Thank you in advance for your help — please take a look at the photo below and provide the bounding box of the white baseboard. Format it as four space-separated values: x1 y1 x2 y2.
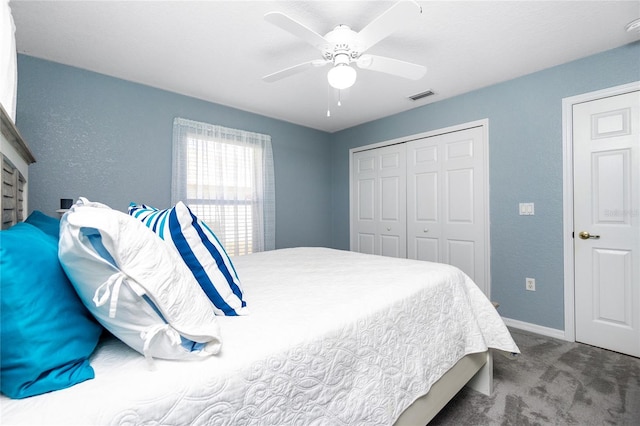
501 317 571 342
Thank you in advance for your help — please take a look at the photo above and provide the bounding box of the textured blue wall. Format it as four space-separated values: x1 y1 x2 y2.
16 55 332 249
330 42 640 330
16 43 640 331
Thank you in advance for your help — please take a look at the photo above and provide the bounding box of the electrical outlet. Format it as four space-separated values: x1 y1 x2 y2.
526 278 536 291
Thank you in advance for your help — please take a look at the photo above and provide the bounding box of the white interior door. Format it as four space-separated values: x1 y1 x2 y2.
573 90 640 357
407 126 488 295
351 144 406 258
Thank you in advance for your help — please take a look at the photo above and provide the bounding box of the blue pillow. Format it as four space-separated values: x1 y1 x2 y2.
129 202 248 316
25 210 60 240
0 222 102 399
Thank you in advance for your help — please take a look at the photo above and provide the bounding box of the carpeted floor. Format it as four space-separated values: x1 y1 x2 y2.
429 328 640 425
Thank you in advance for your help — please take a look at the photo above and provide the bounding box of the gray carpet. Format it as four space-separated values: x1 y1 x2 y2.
429 328 640 425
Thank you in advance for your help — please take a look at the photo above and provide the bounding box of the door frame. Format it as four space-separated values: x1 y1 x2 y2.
349 118 490 296
561 81 640 342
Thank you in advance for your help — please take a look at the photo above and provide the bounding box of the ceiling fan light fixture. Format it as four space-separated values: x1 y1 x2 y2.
328 64 357 90
263 2 424 95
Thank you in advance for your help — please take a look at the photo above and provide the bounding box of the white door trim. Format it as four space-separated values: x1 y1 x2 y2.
562 81 640 342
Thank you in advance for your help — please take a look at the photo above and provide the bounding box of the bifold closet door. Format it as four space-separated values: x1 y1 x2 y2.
351 144 406 258
406 126 487 294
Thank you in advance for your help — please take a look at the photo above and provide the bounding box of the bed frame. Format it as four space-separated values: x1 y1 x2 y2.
395 350 492 425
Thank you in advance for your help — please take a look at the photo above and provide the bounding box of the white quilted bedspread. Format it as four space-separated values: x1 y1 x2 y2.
1 247 519 425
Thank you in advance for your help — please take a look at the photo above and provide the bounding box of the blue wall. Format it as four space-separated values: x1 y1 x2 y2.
16 55 332 249
16 42 640 331
330 42 640 330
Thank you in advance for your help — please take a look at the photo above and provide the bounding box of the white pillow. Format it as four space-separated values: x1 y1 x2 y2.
58 197 222 361
128 201 248 316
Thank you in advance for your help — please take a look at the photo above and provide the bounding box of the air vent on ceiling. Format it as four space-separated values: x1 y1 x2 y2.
408 90 435 101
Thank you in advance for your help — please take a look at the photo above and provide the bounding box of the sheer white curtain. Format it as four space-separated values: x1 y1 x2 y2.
1 0 18 120
172 118 275 255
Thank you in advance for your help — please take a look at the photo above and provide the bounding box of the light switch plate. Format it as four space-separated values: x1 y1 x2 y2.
519 202 535 215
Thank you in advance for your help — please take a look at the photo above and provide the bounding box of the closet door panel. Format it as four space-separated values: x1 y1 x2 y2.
447 239 476 282
445 137 474 160
445 168 474 223
381 234 402 257
407 139 442 260
358 233 375 255
352 151 378 254
415 172 438 222
411 170 439 262
414 237 439 262
357 179 375 219
351 145 406 258
355 176 375 255
377 145 406 258
441 127 486 292
380 176 401 221
407 126 488 295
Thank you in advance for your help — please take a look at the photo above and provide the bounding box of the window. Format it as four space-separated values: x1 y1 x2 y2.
172 118 275 256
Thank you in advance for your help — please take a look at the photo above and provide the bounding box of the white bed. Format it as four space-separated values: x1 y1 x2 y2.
0 247 518 425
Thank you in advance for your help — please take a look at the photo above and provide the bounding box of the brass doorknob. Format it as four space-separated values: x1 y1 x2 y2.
579 231 600 240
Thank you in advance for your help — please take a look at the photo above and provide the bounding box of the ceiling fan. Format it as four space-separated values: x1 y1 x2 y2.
262 0 427 90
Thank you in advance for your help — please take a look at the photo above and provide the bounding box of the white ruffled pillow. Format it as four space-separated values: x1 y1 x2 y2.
58 197 222 361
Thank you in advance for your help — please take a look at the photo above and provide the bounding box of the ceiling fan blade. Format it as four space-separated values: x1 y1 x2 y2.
356 54 426 80
265 11 329 50
263 60 329 83
356 1 422 52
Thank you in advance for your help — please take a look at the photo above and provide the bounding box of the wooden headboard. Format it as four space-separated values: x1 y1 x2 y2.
1 103 36 229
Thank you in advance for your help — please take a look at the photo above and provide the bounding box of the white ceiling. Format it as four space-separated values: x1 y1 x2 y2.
9 0 640 133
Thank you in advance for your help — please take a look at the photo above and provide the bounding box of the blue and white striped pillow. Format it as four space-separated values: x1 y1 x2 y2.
128 201 248 316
